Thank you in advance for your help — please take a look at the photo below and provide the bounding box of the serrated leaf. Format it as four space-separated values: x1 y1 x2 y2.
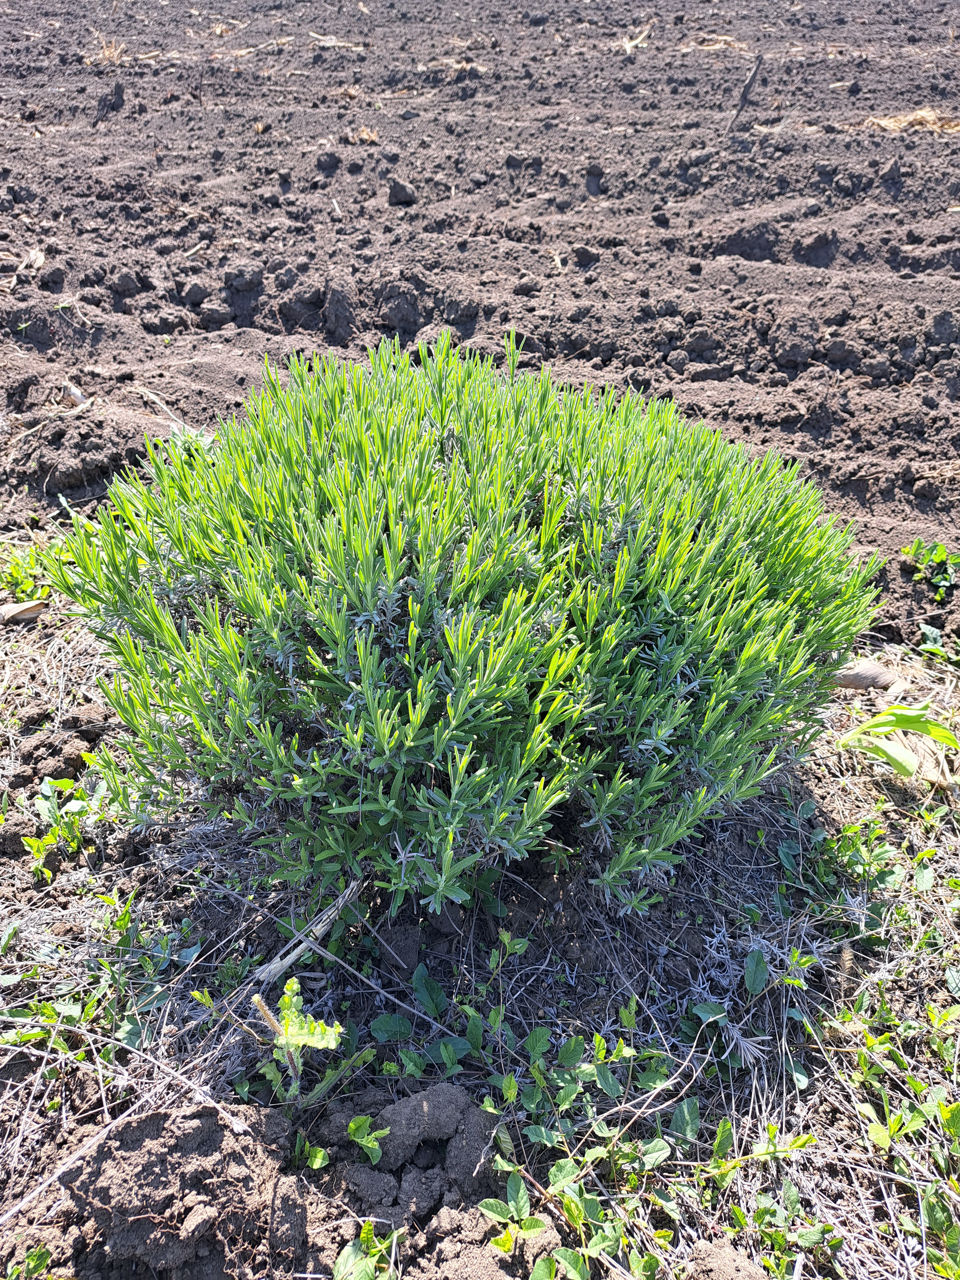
744 949 769 996
795 1224 826 1248
782 1178 800 1218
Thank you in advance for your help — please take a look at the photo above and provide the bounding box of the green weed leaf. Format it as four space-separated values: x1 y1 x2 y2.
669 1096 701 1143
370 1014 412 1043
554 1247 590 1280
744 949 769 996
478 1198 513 1224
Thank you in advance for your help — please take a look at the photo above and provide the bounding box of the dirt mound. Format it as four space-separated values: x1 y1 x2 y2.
325 1083 499 1227
2 1086 502 1279
52 1105 314 1279
686 1240 767 1280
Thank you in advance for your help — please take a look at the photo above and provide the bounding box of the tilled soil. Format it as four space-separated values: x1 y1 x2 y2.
1 0 959 636
2 2 960 1276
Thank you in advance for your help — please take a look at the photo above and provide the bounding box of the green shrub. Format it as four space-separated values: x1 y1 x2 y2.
50 333 876 911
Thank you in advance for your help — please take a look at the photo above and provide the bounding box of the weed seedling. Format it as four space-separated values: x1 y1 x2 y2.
251 977 343 1103
332 1219 404 1279
479 1170 547 1253
838 702 957 778
0 542 51 602
4 1245 53 1280
348 1114 390 1165
903 538 960 602
21 775 107 882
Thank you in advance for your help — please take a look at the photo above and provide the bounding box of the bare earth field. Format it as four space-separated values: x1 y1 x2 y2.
2 2 960 1279
1 0 959 635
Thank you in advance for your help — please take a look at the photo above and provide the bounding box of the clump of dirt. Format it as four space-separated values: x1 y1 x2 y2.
686 1240 767 1280
54 1105 313 1280
2 1087 504 1280
324 1083 499 1227
1 1104 319 1279
4 697 112 794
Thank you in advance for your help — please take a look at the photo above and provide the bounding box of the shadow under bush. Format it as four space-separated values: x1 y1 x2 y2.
50 331 877 912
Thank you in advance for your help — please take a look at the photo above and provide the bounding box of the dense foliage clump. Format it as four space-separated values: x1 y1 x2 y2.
52 334 876 911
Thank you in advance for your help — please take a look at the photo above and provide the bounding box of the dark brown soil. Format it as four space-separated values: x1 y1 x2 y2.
2 2 960 1276
3 1088 513 1279
1 0 959 638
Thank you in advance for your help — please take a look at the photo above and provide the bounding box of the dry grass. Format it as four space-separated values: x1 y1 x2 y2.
679 32 751 55
85 32 128 67
863 108 960 135
0 248 44 295
620 22 655 54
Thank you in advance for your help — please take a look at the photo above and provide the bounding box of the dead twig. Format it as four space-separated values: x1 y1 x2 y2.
726 52 763 134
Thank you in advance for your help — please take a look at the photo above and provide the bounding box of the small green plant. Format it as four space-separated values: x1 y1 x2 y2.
0 542 51 602
50 332 876 913
292 1130 330 1170
919 623 960 667
904 538 960 602
332 1220 404 1279
729 1185 842 1277
489 929 530 979
5 1245 52 1280
479 1170 547 1253
251 977 343 1103
22 775 107 882
348 1114 390 1165
838 702 958 778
